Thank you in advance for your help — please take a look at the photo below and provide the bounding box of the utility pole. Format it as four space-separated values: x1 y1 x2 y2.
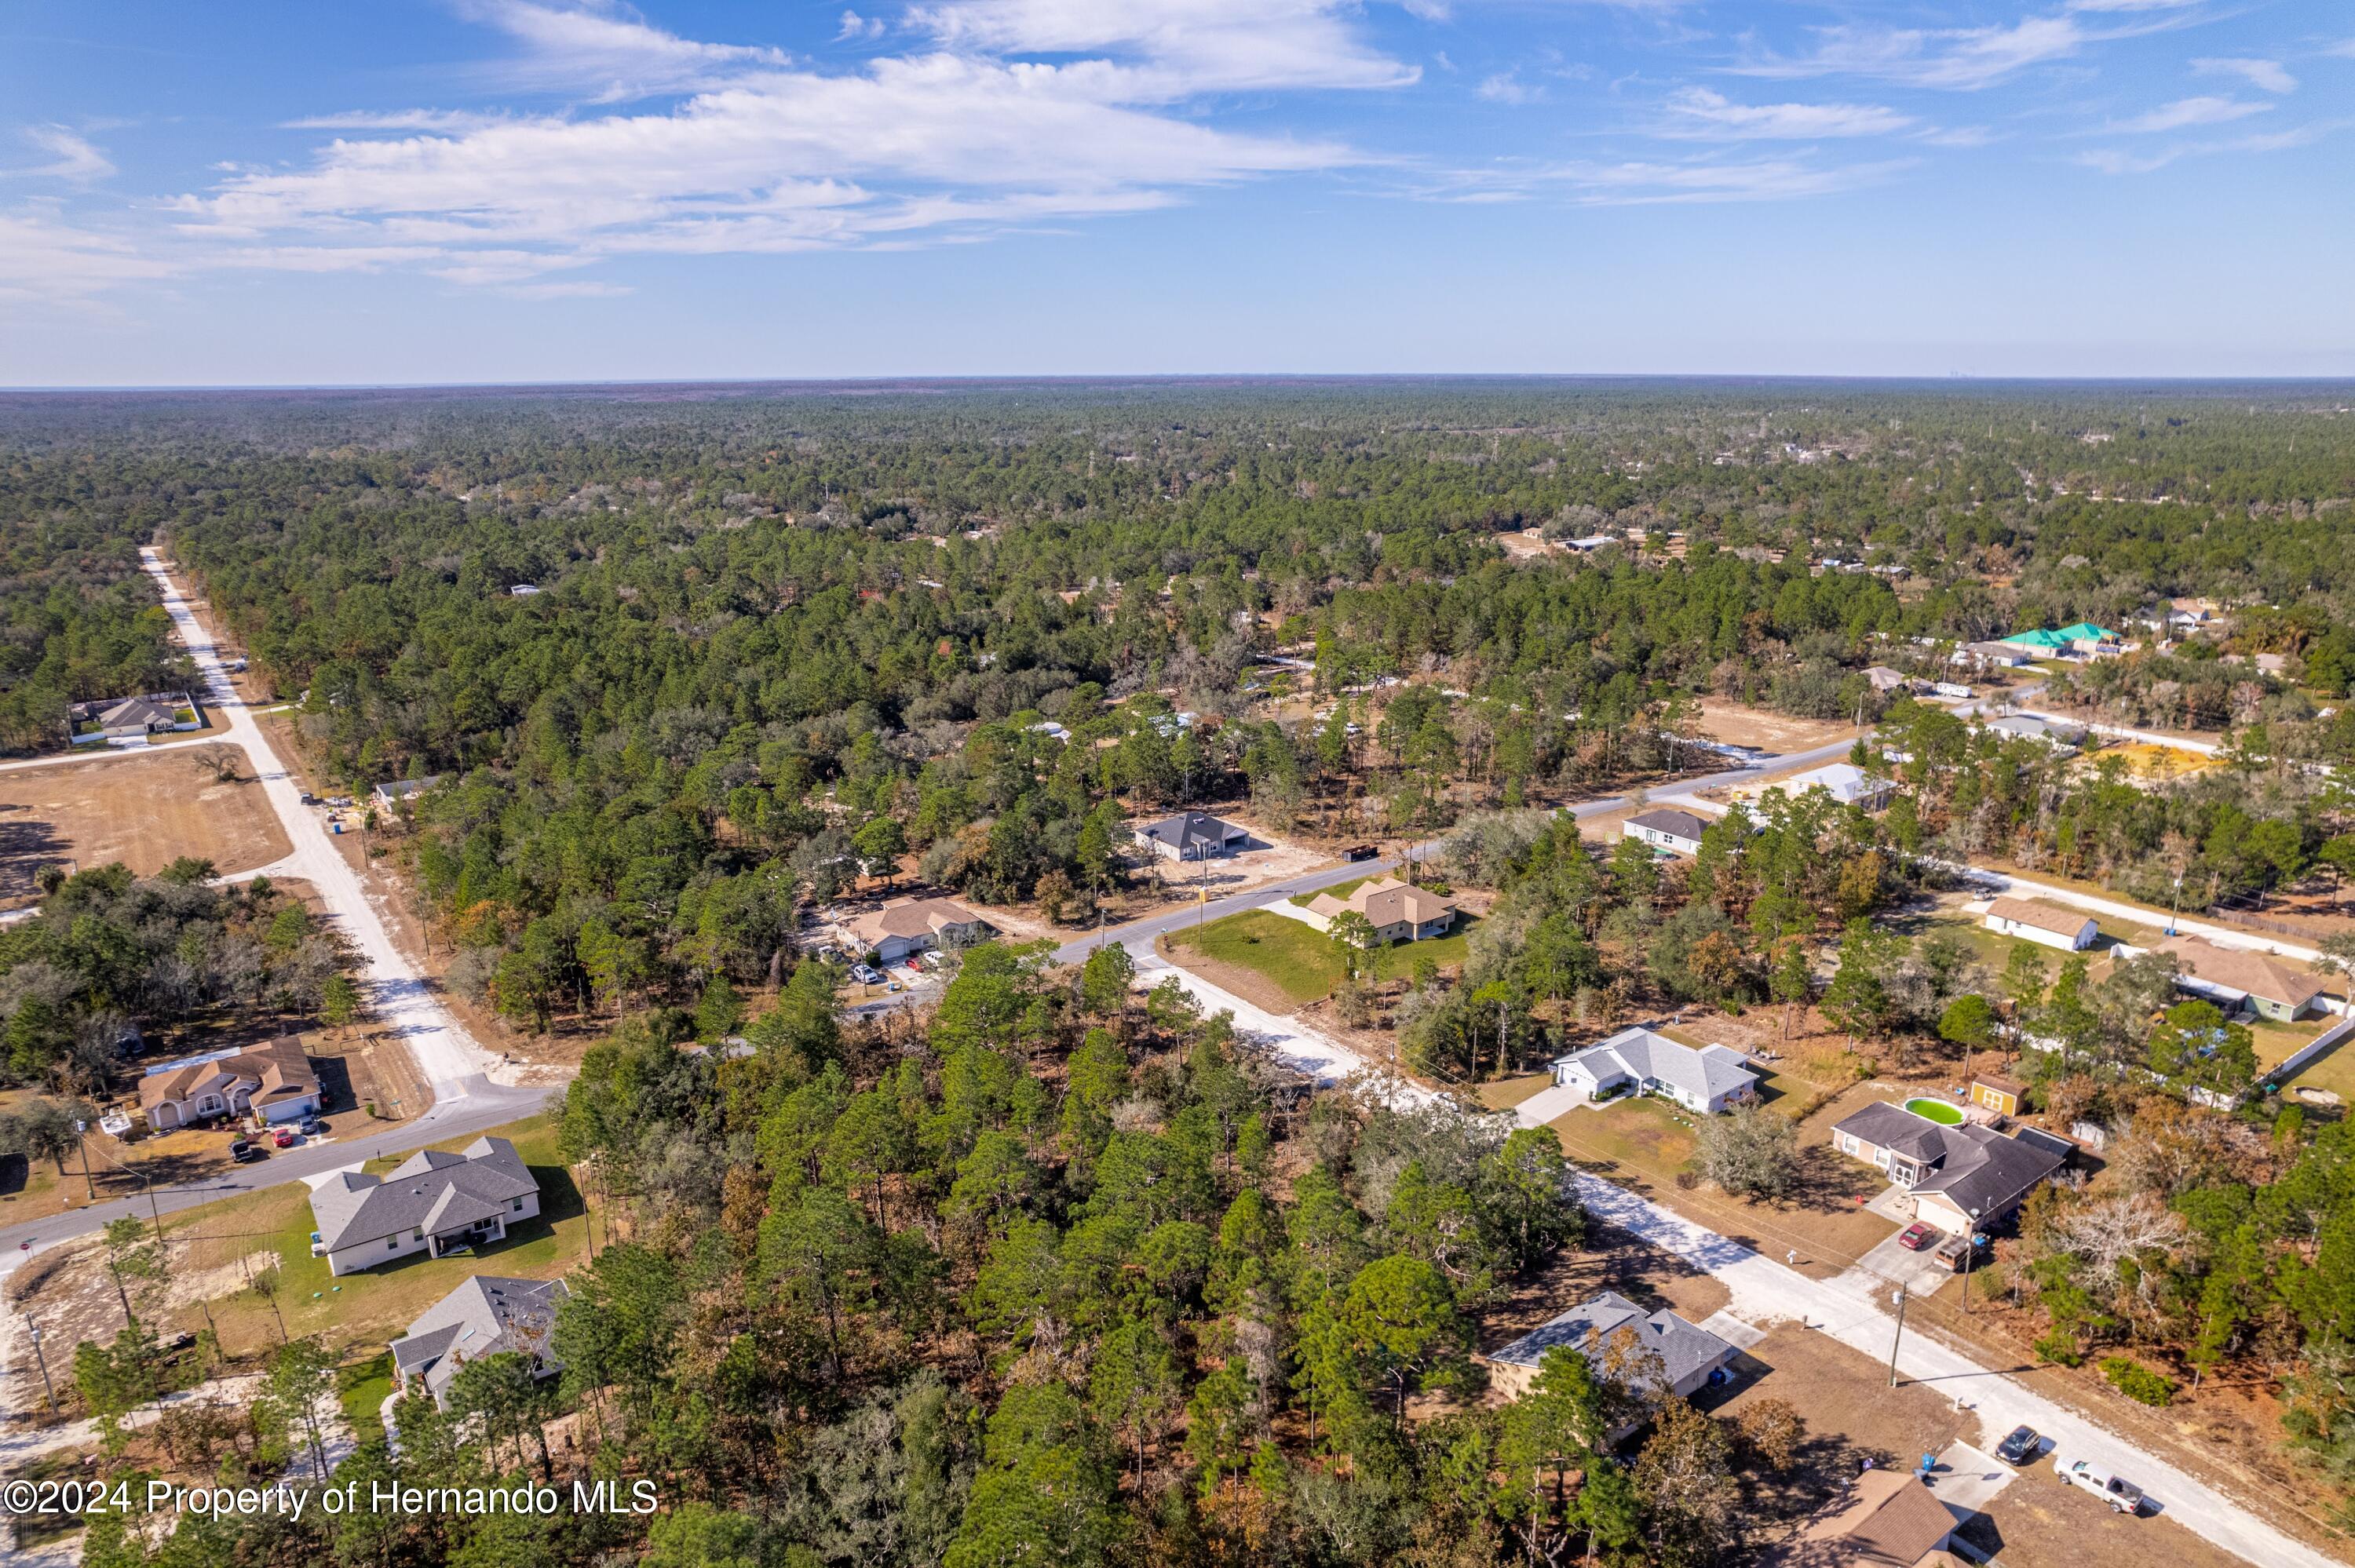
1887 1283 1910 1387
76 1118 97 1201
27 1319 55 1411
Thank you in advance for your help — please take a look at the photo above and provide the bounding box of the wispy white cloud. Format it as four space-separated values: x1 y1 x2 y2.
2191 57 2294 94
1731 16 2093 90
460 0 790 100
1915 124 1996 148
1660 87 1912 139
837 10 886 43
1476 71 1543 105
125 2 1407 298
907 0 1418 95
7 126 115 184
1433 153 1914 206
0 209 174 308
2076 116 2346 174
283 109 520 133
2102 95 2269 133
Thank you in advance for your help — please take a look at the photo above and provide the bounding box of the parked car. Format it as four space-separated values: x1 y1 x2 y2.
272 1127 298 1147
2054 1456 2142 1515
299 1116 328 1136
1340 843 1379 862
849 963 884 985
1995 1426 2043 1465
919 950 944 970
1934 1234 1989 1271
1897 1222 1940 1252
229 1142 267 1164
904 957 923 973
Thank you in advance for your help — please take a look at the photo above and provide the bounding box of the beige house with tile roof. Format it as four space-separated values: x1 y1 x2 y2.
139 1036 319 1130
1301 875 1457 944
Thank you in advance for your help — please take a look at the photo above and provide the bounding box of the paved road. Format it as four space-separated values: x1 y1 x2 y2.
1572 1174 2336 1568
0 1075 550 1256
137 549 498 1099
0 555 540 1264
1050 733 1864 968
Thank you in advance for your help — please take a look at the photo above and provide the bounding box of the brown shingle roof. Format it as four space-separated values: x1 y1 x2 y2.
138 1035 316 1114
1984 897 2092 939
1775 1469 1955 1567
2157 935 2324 1012
1308 875 1456 929
845 895 988 946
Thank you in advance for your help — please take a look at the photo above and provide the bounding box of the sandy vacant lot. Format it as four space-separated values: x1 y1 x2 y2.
1696 698 1858 753
0 750 289 905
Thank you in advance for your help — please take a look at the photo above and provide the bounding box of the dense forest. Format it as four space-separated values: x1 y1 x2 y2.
6 380 2350 1022
7 381 2355 1565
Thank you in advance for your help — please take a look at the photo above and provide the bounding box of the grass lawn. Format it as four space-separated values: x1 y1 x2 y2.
338 1349 395 1430
2285 1032 2355 1104
1477 1074 1556 1111
1545 1078 1908 1274
1169 908 1481 1006
169 1114 587 1359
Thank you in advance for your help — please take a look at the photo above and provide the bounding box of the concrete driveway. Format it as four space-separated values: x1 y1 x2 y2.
1852 1220 1954 1296
1927 1441 2021 1519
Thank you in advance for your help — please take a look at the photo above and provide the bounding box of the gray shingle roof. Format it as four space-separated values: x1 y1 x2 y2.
390 1274 570 1401
1627 808 1711 842
311 1136 537 1251
1831 1103 2068 1217
1488 1290 1735 1393
1135 811 1244 852
1554 1026 1759 1104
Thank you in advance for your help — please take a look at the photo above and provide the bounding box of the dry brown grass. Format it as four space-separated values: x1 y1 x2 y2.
0 751 290 905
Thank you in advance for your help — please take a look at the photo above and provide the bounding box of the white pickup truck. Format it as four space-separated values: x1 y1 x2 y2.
2054 1455 2144 1515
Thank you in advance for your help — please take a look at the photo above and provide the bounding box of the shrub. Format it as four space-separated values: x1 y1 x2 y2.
2100 1357 2176 1407
2033 1332 2084 1368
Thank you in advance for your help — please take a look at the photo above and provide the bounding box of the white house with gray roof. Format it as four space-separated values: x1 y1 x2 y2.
1482 1290 1739 1425
1550 1026 1761 1115
310 1136 540 1276
390 1274 570 1410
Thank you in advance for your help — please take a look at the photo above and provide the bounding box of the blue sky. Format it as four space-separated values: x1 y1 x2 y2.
3 1 2350 385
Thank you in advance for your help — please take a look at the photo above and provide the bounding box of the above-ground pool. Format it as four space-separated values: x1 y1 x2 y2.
1905 1097 1964 1125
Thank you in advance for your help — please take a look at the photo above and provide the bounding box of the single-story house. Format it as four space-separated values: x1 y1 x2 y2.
1968 1071 2026 1119
1864 665 1910 693
372 775 447 811
1133 811 1249 862
1984 713 2085 749
1999 627 2072 655
1482 1290 1739 1422
1302 875 1458 944
843 895 993 963
1623 808 1711 858
311 1136 541 1277
2054 621 2120 654
1982 896 2098 951
1829 1103 2069 1234
2156 935 2326 1023
1952 641 2029 670
1756 763 1896 813
139 1037 320 1130
390 1274 570 1410
1550 1026 1760 1115
69 692 203 745
1766 1468 1959 1568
